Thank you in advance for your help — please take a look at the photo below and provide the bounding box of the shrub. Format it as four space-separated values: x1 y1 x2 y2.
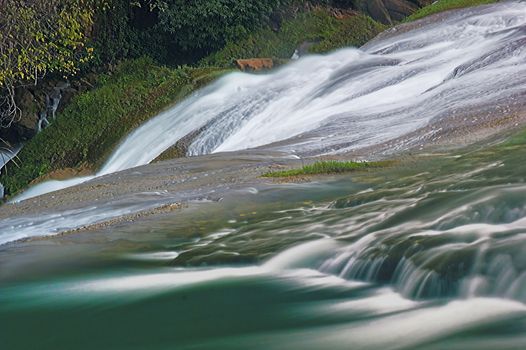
202 9 385 67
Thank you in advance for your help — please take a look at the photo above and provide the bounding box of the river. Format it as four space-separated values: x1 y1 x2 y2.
2 129 526 349
2 2 526 349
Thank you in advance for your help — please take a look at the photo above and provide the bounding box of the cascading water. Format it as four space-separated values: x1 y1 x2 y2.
3 5 526 348
3 111 526 349
12 1 526 202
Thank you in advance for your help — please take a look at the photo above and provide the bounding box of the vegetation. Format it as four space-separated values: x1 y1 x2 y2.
262 160 391 177
405 0 498 22
89 1 156 66
202 9 385 66
88 0 296 67
153 0 287 53
0 58 228 195
1 0 500 196
0 0 106 127
0 0 497 128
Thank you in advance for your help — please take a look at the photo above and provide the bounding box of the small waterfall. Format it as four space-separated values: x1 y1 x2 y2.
13 2 526 202
0 144 22 198
314 184 526 303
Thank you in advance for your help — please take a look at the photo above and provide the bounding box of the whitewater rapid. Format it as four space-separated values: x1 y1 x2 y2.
13 2 526 202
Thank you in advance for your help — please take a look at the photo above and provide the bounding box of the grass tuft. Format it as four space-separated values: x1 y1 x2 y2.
262 160 392 178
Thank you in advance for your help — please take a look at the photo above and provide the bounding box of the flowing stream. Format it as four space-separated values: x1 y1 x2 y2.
12 1 526 202
2 125 526 349
2 2 526 349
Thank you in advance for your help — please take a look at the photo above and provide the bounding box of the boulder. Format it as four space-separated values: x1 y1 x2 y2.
11 88 39 141
384 0 419 21
235 58 274 71
366 0 392 24
0 80 76 143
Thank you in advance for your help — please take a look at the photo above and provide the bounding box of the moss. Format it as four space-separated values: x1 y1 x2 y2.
0 58 228 196
262 160 393 178
203 0 498 68
310 14 386 53
405 0 499 22
201 9 385 67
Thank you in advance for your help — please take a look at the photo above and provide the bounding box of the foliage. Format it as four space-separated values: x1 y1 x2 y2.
152 0 288 54
262 160 391 177
89 0 170 67
89 0 142 66
0 58 228 196
202 9 385 67
405 0 498 22
0 0 106 127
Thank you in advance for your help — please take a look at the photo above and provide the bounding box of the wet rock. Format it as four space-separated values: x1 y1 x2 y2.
367 0 392 24
155 126 208 162
384 0 419 21
353 0 431 24
9 88 40 142
30 164 94 184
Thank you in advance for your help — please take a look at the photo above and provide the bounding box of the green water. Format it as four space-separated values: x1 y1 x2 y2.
2 131 526 349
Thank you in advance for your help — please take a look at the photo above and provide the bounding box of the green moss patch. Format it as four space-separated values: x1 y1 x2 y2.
201 9 386 67
262 160 392 178
405 0 499 22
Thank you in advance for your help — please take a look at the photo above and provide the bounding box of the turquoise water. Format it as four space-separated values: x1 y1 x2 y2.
2 131 526 349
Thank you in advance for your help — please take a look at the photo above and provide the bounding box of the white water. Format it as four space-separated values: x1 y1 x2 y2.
0 145 21 171
0 144 23 198
9 3 526 202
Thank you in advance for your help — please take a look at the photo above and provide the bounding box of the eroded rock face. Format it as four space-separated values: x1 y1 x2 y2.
235 58 274 71
384 0 420 21
0 81 76 143
355 0 431 24
12 88 39 141
154 126 208 162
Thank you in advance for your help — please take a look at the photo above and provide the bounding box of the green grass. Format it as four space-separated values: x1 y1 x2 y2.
201 9 386 67
405 0 499 22
262 160 391 178
0 58 228 196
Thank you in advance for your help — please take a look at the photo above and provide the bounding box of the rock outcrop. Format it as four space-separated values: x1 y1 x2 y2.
353 0 431 24
0 79 84 144
235 58 274 71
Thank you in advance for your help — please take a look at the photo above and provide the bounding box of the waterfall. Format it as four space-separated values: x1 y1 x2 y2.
12 1 526 202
